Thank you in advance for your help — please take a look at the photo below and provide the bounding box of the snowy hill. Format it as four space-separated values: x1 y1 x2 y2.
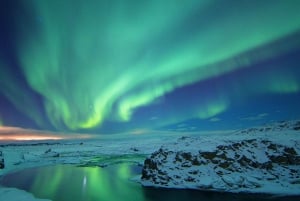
141 120 300 195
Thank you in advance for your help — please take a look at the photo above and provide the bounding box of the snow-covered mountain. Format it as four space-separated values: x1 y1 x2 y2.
141 120 300 195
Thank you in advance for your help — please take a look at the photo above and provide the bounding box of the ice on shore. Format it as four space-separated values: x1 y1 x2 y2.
0 187 51 201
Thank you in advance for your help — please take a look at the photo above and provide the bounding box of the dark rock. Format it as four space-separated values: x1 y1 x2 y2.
284 147 297 155
45 148 52 154
152 150 161 158
234 153 240 159
141 169 151 180
0 151 4 169
211 159 219 164
293 126 300 130
130 147 139 152
174 175 181 179
269 155 289 165
144 158 158 170
219 161 231 169
191 158 201 166
216 152 227 160
286 155 300 165
217 145 228 150
269 147 300 165
232 143 242 149
158 169 167 175
267 144 277 151
179 136 189 140
290 169 298 174
181 162 192 167
181 152 192 161
185 176 195 182
237 155 252 166
175 152 183 162
189 170 198 175
261 162 273 170
245 139 256 144
290 179 300 184
201 151 217 160
0 158 4 169
44 149 60 157
158 174 170 183
53 153 60 157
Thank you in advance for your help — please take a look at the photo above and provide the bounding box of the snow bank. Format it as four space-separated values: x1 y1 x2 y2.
0 187 51 201
141 120 300 195
0 135 169 200
0 135 170 177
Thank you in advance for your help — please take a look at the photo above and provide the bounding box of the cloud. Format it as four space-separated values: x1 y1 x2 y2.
241 113 269 121
150 116 159 121
209 117 221 122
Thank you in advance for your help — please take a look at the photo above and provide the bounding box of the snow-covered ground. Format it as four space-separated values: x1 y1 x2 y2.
0 131 181 201
0 188 51 201
0 133 174 177
0 120 299 200
141 120 300 195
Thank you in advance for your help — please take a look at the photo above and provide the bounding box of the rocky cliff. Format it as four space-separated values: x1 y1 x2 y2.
141 120 300 195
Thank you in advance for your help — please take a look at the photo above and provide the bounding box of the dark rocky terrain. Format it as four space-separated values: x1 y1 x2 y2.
141 120 300 195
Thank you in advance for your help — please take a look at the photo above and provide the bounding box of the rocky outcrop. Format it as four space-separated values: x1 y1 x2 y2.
141 127 300 195
43 149 60 158
0 151 4 169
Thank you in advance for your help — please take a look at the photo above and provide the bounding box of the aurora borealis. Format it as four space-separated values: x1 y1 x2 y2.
1 0 300 133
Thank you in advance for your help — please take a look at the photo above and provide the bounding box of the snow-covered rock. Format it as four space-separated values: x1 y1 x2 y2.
141 120 300 195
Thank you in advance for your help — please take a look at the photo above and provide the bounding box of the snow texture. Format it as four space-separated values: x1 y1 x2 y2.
0 187 51 201
0 133 173 177
141 120 300 195
0 132 175 200
0 120 299 199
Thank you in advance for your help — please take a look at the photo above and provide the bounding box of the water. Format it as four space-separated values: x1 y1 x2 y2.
0 163 299 201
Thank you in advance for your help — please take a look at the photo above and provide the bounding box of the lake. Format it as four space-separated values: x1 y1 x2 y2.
0 163 299 201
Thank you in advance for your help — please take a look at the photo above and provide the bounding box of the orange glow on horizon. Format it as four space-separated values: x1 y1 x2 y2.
0 134 64 141
0 126 94 141
130 129 148 135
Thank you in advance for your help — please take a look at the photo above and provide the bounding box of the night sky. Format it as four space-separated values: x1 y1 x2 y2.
1 0 300 134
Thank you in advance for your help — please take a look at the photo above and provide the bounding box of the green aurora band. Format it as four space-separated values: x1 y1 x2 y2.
9 0 300 130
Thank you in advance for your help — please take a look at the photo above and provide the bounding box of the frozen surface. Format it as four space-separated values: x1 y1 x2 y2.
0 187 51 201
141 120 300 195
0 133 176 176
0 131 182 200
